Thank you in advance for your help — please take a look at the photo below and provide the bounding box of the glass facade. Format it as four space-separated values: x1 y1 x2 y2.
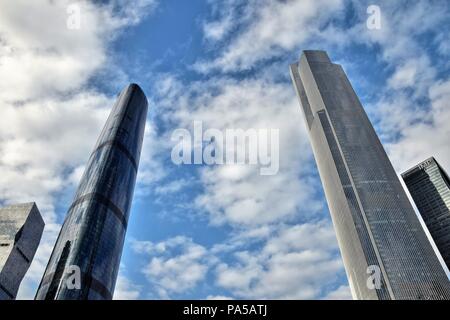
0 203 44 300
290 51 450 300
35 84 148 300
402 157 450 271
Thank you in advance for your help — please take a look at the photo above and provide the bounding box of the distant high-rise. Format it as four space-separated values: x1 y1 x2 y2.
35 84 148 300
402 157 450 270
290 50 450 300
0 202 44 300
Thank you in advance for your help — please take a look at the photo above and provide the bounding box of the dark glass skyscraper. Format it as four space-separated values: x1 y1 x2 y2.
402 157 450 271
290 50 450 300
0 202 44 300
35 84 148 300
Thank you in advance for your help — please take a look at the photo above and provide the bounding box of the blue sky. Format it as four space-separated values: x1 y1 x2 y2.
0 0 449 299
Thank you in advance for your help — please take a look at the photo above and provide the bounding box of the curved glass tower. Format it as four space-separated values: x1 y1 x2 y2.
35 84 148 300
290 51 450 300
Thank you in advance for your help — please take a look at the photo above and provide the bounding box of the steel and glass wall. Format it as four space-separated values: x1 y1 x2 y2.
402 157 450 270
35 84 148 300
0 203 44 300
290 50 450 300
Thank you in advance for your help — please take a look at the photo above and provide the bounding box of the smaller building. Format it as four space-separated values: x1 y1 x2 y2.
290 50 450 299
0 202 44 299
402 157 450 270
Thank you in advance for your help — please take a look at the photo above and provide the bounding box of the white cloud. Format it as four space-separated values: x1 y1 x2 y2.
155 75 322 227
203 18 233 42
203 3 234 43
113 275 142 300
323 285 352 300
132 236 212 298
202 0 252 43
154 178 190 195
0 0 157 102
0 94 110 221
387 57 436 91
383 78 450 173
214 222 346 299
132 222 347 300
195 0 343 72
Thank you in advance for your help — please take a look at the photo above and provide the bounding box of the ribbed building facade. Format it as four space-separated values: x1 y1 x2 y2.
0 203 44 300
35 84 148 300
402 157 450 271
290 50 450 300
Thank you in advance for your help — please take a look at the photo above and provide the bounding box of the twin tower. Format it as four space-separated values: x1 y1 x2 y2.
19 50 450 300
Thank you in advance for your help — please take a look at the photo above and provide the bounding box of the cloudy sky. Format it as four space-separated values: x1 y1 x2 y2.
0 0 449 300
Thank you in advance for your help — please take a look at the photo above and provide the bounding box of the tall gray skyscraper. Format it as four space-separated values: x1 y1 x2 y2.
0 202 44 300
290 50 450 300
35 84 148 300
402 157 450 271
